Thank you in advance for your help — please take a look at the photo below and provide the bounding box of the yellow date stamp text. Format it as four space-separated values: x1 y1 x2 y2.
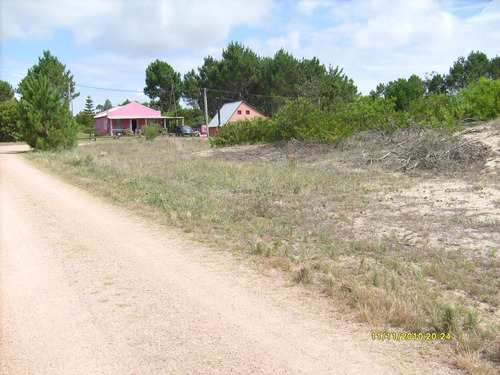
371 332 452 341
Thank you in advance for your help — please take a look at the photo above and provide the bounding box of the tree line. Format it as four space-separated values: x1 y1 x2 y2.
0 47 498 149
144 45 498 120
370 51 499 112
144 42 358 118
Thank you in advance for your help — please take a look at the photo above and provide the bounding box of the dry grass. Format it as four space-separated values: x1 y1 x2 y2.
27 123 500 373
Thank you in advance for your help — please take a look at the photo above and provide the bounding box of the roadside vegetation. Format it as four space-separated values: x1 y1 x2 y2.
28 120 499 374
211 76 499 147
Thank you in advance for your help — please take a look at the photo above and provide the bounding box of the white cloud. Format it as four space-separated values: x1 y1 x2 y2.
245 30 302 57
1 0 275 55
0 0 112 43
296 0 331 16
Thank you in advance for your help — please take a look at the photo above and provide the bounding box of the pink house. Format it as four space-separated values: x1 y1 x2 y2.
207 101 267 137
94 101 183 136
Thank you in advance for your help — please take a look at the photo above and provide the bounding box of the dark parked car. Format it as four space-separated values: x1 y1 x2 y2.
172 125 194 137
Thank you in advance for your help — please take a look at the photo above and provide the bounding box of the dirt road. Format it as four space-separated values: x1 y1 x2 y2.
0 144 453 374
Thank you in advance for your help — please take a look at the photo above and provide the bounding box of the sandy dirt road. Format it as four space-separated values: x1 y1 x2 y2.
0 144 454 374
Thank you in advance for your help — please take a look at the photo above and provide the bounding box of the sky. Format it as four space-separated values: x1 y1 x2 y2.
1 0 499 114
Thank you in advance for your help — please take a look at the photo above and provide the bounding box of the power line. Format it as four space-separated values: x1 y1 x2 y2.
75 84 144 93
75 83 296 101
204 87 295 100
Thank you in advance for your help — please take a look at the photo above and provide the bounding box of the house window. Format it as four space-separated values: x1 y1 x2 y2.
116 119 122 129
245 110 250 115
237 110 242 115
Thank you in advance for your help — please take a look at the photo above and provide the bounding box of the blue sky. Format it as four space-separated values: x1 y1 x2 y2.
1 0 499 113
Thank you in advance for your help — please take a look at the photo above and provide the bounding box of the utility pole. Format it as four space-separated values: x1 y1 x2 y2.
203 88 209 134
216 96 221 127
171 80 179 126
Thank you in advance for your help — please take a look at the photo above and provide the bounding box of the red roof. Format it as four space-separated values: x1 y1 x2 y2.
95 102 162 119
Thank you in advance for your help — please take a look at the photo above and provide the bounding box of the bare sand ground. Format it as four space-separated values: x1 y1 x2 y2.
0 144 457 374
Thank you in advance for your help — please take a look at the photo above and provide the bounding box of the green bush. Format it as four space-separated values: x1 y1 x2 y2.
141 125 159 140
210 117 277 147
409 93 463 132
272 98 354 142
459 77 500 121
211 99 357 147
0 99 21 142
334 96 409 134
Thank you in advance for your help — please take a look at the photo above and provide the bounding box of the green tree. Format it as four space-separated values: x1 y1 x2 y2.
17 74 78 150
369 83 385 100
96 99 112 112
0 100 21 141
84 96 94 112
383 75 426 111
183 43 260 117
447 51 491 91
425 72 447 95
264 49 301 98
295 57 325 100
183 43 357 117
75 96 95 133
18 50 78 101
218 42 261 98
0 80 15 102
176 108 205 127
144 60 182 113
84 96 95 122
182 69 202 109
489 56 500 80
319 65 358 105
74 111 89 128
189 55 223 117
258 50 301 114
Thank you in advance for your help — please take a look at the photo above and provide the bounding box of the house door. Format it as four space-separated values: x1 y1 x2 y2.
131 119 138 132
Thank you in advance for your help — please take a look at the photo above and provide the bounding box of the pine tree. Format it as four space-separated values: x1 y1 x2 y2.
83 95 95 128
18 50 79 101
84 95 94 115
17 74 78 151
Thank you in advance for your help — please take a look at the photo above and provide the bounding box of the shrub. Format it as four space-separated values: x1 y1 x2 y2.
409 93 463 132
211 99 357 147
210 117 277 147
0 99 21 142
459 77 500 121
141 124 159 140
272 98 354 142
334 96 409 134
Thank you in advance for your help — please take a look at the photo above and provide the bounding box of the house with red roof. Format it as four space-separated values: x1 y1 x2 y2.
94 101 183 136
207 101 267 136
